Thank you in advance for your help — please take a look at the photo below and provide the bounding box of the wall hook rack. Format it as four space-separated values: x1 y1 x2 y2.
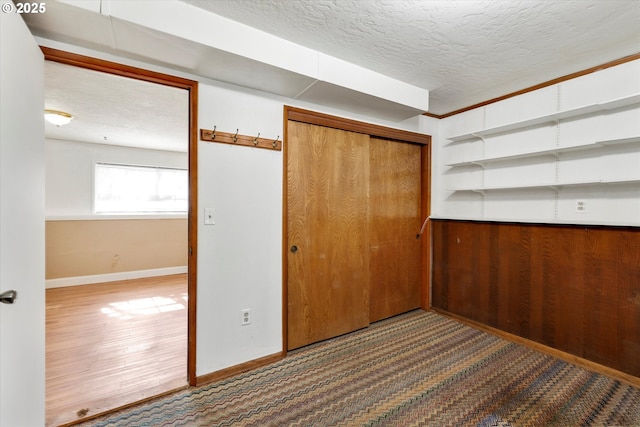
200 127 282 151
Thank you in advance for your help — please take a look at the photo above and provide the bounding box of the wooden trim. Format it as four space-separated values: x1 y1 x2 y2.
285 106 430 145
420 144 432 310
56 385 190 427
431 308 640 389
187 82 199 388
282 107 290 354
194 352 285 386
200 128 282 151
430 216 640 231
41 46 197 90
40 47 199 387
428 52 640 119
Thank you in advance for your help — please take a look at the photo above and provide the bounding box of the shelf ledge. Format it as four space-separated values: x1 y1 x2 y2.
445 93 640 143
446 136 640 167
449 177 640 193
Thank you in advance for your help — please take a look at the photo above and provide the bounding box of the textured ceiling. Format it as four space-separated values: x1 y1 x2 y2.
45 61 188 152
183 0 640 115
37 0 640 152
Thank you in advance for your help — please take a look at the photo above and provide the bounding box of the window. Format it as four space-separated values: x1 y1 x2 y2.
95 163 188 214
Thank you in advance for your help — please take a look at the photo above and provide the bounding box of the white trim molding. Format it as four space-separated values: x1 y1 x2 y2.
45 266 188 288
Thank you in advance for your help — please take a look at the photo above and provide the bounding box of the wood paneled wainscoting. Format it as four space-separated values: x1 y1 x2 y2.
431 219 640 379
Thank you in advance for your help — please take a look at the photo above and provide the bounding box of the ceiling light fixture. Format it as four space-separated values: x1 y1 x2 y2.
44 109 73 126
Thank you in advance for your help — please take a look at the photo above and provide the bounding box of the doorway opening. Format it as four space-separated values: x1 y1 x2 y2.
42 47 198 426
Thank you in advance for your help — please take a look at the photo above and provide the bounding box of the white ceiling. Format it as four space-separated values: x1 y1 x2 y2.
185 0 640 115
45 61 189 152
30 0 640 152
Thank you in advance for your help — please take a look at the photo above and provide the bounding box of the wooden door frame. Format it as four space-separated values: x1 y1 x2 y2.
41 47 199 386
282 106 432 352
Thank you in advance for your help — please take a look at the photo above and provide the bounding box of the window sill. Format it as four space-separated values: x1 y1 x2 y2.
45 213 188 221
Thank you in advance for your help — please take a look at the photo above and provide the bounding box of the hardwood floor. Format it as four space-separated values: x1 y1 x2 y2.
46 274 188 427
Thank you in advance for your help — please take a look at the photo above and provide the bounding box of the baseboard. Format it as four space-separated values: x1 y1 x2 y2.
195 352 285 387
45 266 188 288
430 308 640 389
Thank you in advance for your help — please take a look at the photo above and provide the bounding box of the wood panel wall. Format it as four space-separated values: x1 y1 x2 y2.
431 219 640 378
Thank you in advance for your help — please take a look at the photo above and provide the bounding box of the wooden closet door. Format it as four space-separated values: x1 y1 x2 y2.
369 138 422 322
287 121 370 350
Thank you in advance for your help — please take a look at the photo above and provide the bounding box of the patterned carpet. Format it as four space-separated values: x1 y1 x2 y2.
78 310 640 426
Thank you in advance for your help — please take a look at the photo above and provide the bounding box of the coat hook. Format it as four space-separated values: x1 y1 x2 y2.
211 125 216 139
273 136 280 148
233 129 239 143
253 132 260 145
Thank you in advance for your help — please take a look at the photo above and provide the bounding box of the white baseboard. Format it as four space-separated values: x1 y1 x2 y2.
46 266 188 288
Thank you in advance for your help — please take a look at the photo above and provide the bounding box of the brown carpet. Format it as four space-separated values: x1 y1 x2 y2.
78 310 640 426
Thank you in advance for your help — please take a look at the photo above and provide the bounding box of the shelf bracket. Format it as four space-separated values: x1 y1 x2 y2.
471 133 487 143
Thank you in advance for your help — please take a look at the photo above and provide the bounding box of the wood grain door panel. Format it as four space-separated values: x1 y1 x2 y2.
369 138 422 322
287 121 371 350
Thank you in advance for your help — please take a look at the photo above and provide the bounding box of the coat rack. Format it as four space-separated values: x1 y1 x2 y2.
200 126 281 151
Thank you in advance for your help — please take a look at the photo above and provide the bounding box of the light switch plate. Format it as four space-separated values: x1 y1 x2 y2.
204 208 215 225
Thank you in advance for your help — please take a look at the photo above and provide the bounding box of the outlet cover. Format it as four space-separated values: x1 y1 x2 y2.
576 200 587 214
241 308 251 326
204 208 215 225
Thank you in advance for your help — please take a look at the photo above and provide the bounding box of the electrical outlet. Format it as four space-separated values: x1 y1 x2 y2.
241 308 251 326
576 200 587 214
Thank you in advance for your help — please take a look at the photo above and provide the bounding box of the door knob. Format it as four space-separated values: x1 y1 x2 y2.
290 245 298 253
0 290 17 304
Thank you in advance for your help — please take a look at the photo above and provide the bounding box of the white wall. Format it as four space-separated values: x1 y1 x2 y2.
430 59 640 226
45 139 188 217
195 78 423 374
196 82 285 373
37 36 424 379
36 36 640 385
35 40 420 376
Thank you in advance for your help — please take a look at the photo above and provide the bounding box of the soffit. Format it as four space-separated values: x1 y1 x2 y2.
184 0 640 115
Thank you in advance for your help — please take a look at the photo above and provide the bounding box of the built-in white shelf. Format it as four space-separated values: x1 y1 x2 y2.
446 93 640 143
449 177 640 194
446 136 640 167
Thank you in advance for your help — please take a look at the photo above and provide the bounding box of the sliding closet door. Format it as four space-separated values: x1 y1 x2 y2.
369 138 422 322
287 121 370 350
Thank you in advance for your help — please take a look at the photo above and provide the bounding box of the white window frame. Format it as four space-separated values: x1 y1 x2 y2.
94 162 188 214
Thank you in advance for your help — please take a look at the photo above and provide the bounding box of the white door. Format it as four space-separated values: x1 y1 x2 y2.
0 11 46 427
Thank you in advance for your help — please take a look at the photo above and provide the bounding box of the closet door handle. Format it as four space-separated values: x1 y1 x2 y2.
290 245 298 253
